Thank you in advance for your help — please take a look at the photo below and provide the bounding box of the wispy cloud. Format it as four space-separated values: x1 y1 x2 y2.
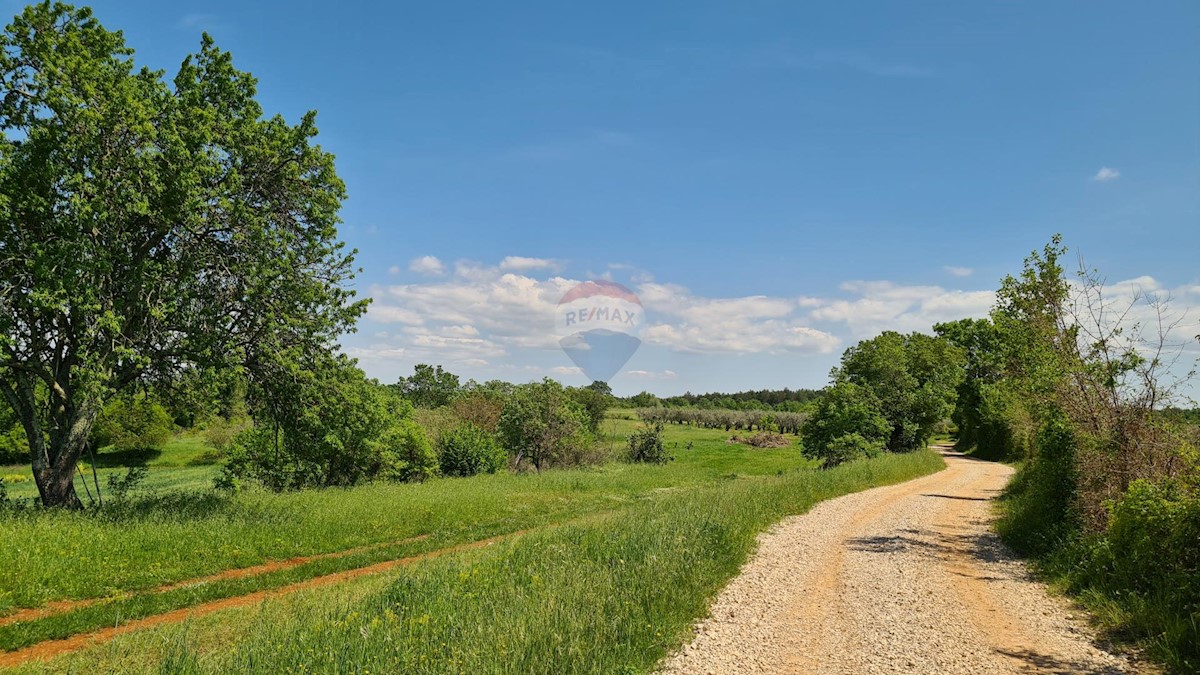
625 369 679 380
944 266 974 277
1093 167 1120 182
499 256 562 273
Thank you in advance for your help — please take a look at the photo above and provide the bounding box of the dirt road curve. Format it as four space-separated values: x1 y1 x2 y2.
659 449 1132 674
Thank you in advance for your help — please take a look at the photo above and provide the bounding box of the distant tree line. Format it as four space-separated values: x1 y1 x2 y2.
623 388 823 412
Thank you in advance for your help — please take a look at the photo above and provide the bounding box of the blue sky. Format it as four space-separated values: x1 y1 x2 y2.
21 1 1200 395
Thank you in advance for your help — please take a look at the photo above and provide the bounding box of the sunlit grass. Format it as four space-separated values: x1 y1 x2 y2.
8 450 943 674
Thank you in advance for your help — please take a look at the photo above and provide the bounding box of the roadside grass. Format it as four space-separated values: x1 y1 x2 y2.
6 449 944 674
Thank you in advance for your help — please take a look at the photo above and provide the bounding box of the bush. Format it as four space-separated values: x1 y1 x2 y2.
377 418 438 483
437 424 506 477
498 379 593 472
91 396 174 451
799 382 891 468
627 422 671 464
106 465 149 501
223 359 438 490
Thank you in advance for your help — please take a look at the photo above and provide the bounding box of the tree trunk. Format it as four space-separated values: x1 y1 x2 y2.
3 373 98 509
34 460 82 509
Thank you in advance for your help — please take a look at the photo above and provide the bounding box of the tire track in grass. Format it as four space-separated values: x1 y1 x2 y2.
0 531 521 669
0 534 431 629
0 506 636 669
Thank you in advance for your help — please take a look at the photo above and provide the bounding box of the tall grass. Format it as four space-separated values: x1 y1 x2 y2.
171 451 944 674
0 425 802 613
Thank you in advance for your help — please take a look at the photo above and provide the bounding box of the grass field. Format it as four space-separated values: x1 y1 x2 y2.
1 433 223 501
0 413 945 673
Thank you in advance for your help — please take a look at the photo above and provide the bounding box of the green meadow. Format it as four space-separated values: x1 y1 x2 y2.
0 415 943 672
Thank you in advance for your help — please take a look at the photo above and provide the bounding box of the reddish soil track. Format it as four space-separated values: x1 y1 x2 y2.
0 534 430 629
0 532 514 669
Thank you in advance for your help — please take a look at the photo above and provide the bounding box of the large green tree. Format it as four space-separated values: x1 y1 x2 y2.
0 3 364 506
834 331 964 452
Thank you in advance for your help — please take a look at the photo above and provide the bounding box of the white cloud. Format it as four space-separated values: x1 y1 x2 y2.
625 369 679 380
348 256 1200 398
408 255 446 276
944 266 974 277
499 256 562 273
1093 167 1120 182
388 265 401 276
808 281 995 337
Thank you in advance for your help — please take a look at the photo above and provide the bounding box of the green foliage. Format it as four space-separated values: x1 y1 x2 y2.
498 378 593 471
800 382 891 468
996 415 1080 555
0 3 365 506
436 424 506 478
224 358 435 490
568 385 612 433
91 397 175 452
0 420 28 465
626 422 671 464
819 433 886 469
627 391 661 408
585 380 613 397
934 318 1014 457
106 466 149 501
835 331 965 452
393 364 461 409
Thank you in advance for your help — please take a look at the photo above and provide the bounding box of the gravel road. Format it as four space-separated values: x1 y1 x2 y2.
658 449 1132 674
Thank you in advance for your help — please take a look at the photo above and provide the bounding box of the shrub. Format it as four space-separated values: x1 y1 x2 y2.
377 418 439 483
106 465 149 501
567 386 612 433
1101 479 1200 605
799 382 891 467
91 396 174 451
812 433 885 469
203 418 249 455
437 424 506 477
498 379 593 472
627 422 671 464
223 359 438 490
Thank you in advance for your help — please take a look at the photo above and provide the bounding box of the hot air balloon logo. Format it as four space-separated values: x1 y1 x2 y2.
555 281 643 382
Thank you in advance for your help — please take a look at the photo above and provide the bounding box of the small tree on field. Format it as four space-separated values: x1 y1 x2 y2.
498 378 591 472
224 356 435 490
